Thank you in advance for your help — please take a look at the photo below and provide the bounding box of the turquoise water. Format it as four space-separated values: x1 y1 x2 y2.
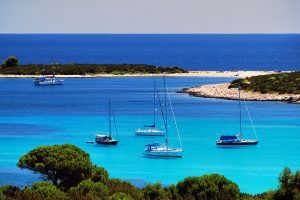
0 77 299 194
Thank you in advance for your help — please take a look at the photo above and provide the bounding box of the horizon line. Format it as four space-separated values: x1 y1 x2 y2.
1 33 300 35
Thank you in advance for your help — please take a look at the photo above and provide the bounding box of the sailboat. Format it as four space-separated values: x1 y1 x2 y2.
33 66 64 86
135 82 165 136
95 99 119 145
144 78 183 158
216 83 258 145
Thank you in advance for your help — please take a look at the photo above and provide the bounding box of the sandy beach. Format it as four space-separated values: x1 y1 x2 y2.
0 70 280 78
180 82 300 104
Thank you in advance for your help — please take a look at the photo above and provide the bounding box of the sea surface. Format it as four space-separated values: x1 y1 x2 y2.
0 34 300 70
0 77 299 194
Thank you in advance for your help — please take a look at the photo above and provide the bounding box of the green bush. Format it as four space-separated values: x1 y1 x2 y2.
176 174 240 200
26 181 68 200
229 72 300 95
0 63 187 75
68 179 108 199
91 166 109 184
0 185 22 199
142 183 169 200
0 191 4 200
166 185 183 200
273 167 300 200
2 56 19 67
107 178 142 200
109 192 133 200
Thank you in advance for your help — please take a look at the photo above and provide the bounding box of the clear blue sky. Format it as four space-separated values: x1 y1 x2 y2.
0 0 299 33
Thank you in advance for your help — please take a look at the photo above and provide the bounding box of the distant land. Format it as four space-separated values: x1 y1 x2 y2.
0 63 187 75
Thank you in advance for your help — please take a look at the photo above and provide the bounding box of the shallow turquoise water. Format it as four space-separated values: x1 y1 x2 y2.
0 77 299 194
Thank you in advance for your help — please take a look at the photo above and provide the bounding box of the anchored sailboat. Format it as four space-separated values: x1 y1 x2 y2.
144 78 183 158
136 81 165 136
95 99 119 145
216 83 258 145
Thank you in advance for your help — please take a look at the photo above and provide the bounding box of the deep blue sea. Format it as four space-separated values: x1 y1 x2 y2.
0 77 299 194
0 34 300 70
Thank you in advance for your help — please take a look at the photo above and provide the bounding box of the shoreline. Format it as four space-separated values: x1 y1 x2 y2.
180 82 300 104
0 70 282 78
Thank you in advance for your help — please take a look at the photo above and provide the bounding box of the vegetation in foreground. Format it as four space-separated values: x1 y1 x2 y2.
229 72 300 94
0 56 187 75
0 144 299 200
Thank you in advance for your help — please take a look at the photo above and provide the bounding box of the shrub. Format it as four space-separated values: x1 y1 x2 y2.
0 191 5 200
273 167 300 200
91 166 109 184
176 174 240 200
2 56 19 67
0 185 22 199
68 179 108 199
26 181 68 200
142 183 169 200
229 72 300 94
107 178 142 200
109 192 133 200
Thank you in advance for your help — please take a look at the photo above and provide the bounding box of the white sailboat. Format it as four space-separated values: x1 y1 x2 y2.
136 82 165 136
216 83 258 145
144 78 183 158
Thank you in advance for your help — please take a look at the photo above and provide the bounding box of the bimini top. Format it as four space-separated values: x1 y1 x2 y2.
144 142 161 147
220 135 238 140
144 124 155 128
37 77 46 81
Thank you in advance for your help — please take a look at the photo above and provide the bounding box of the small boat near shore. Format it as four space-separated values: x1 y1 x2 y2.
216 83 259 146
33 66 64 86
95 99 119 145
136 82 165 136
33 75 64 86
144 78 183 158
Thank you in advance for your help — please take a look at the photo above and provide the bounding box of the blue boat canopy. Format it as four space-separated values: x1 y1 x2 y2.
144 143 161 147
220 135 238 140
144 124 155 128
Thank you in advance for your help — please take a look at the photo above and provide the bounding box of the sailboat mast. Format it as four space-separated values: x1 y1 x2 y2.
238 83 242 137
153 81 156 128
164 76 168 146
108 99 112 138
42 65 45 76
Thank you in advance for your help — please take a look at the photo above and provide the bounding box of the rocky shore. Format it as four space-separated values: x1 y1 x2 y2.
180 83 300 104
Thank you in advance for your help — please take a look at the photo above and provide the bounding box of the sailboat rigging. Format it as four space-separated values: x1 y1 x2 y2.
144 77 183 158
216 83 258 145
95 99 119 145
135 81 165 136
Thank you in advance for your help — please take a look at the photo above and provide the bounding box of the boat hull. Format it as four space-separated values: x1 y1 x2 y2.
144 148 183 158
95 140 118 145
135 130 165 136
95 134 118 145
216 140 258 145
34 81 63 86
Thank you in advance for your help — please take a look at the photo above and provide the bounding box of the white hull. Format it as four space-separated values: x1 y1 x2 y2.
144 147 183 158
34 80 63 86
135 129 165 136
216 139 258 145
